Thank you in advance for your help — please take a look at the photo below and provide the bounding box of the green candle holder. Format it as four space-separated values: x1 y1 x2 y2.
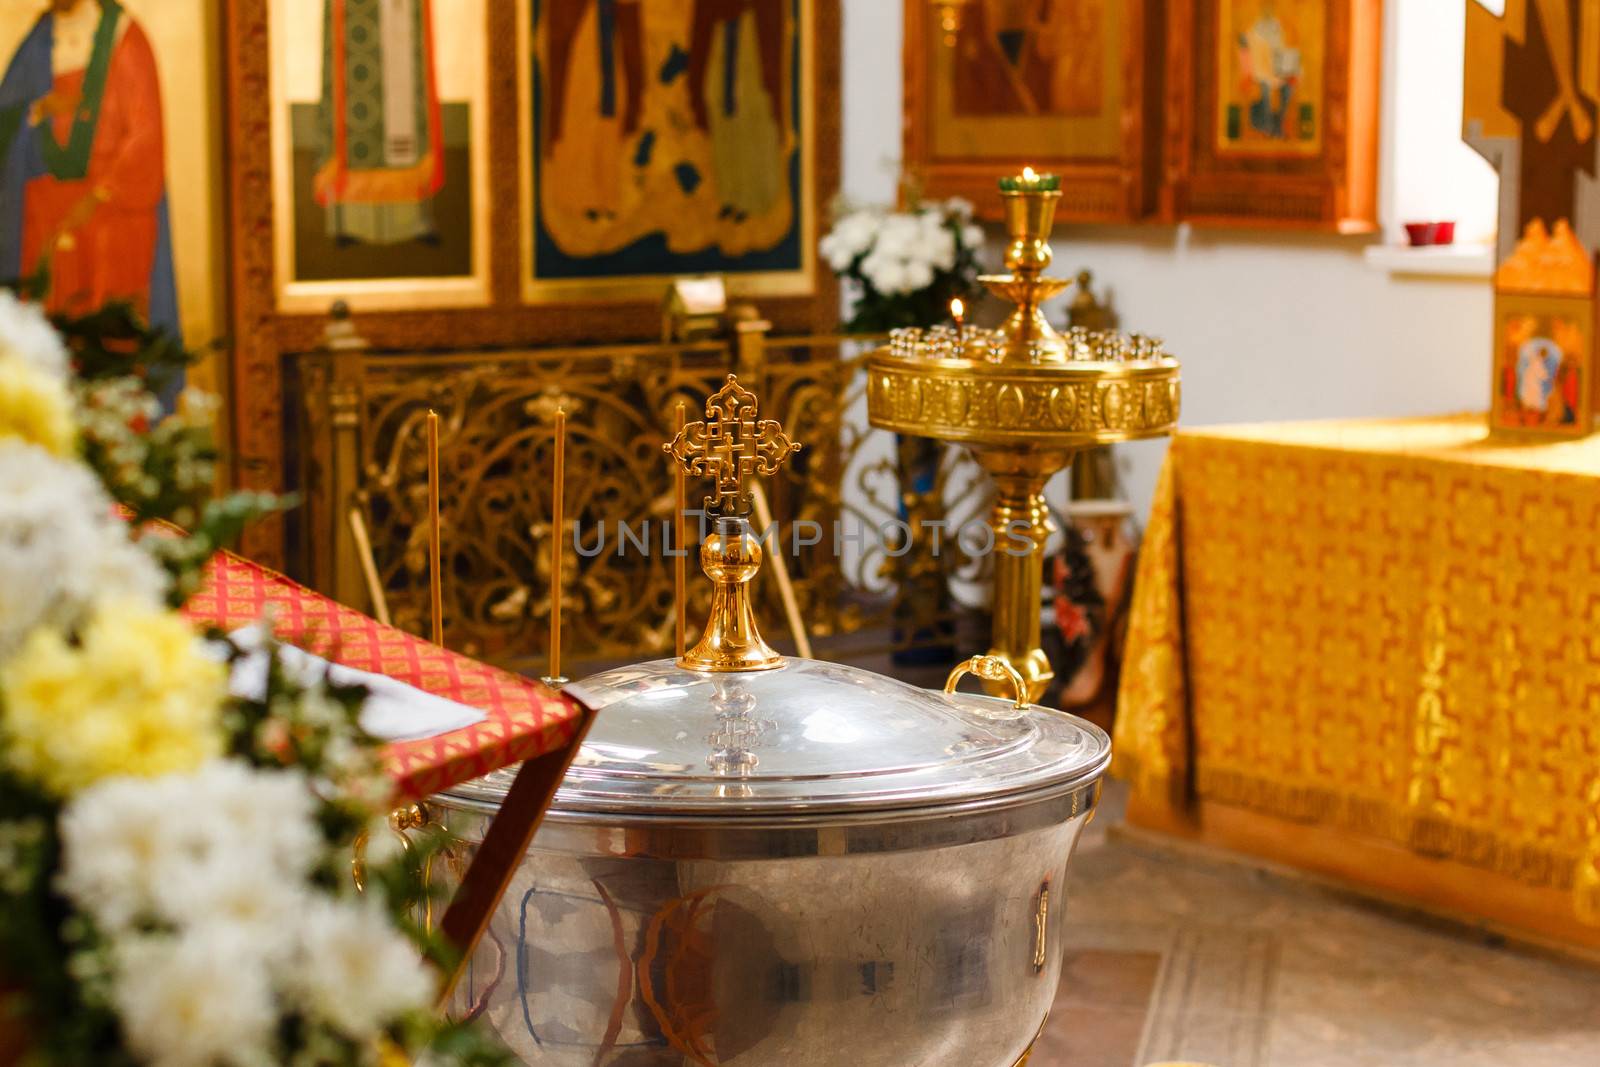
998 167 1061 193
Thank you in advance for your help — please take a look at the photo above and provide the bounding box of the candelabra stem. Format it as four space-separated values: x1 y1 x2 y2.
976 448 1076 703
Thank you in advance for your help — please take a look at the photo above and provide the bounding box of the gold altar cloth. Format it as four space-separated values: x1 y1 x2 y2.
1114 414 1600 936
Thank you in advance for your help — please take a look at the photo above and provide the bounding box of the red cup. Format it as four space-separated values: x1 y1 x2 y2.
1404 222 1435 247
1431 220 1455 246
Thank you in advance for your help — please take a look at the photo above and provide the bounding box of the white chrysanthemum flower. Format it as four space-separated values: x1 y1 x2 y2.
873 214 922 258
819 232 847 271
916 225 957 272
0 440 167 660
944 196 975 221
961 223 986 252
819 209 881 272
58 761 321 933
57 774 187 930
821 240 855 273
904 258 936 292
860 250 911 295
290 897 436 1040
166 855 308 966
0 290 68 379
113 932 277 1067
170 760 322 877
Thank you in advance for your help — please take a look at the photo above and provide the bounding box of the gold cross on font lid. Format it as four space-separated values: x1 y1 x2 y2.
663 374 800 516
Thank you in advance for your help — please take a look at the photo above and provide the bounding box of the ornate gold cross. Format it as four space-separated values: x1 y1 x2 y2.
664 375 799 515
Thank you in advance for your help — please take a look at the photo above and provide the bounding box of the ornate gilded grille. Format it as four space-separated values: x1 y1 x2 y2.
286 326 990 677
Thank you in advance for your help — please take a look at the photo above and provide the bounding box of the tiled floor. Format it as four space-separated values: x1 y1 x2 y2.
1035 784 1600 1067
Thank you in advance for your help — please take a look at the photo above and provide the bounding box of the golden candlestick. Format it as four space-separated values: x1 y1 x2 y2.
867 168 1181 702
426 409 443 647
982 166 1071 361
663 374 799 673
673 400 689 661
546 408 567 686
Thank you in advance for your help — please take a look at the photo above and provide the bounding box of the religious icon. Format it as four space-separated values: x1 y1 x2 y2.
271 0 490 311
524 0 814 302
1492 298 1591 434
315 0 445 248
1216 0 1325 155
1160 0 1376 229
948 0 1107 118
0 0 179 335
1465 0 1600 437
903 0 1154 221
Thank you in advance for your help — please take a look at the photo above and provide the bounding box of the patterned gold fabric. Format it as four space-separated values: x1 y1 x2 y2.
1114 414 1600 923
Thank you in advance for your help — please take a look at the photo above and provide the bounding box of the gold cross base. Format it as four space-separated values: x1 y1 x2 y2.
679 518 784 673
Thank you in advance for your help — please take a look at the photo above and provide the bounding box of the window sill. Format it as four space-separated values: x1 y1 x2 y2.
1363 244 1493 279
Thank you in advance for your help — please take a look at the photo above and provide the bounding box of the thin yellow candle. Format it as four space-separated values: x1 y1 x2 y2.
673 400 688 661
426 410 442 646
549 408 566 682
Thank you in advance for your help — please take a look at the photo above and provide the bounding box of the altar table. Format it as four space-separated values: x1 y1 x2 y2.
1114 414 1600 951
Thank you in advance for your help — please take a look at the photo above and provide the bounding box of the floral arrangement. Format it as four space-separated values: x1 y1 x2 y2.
0 291 507 1066
820 196 988 332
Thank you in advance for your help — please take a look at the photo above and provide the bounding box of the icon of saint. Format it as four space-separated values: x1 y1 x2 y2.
0 0 180 339
315 0 446 245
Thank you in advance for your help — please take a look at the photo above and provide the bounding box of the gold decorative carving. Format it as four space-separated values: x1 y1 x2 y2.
290 331 994 677
868 360 1181 444
663 375 800 515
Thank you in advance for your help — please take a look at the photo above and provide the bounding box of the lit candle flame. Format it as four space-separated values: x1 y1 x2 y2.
950 297 965 325
1022 165 1037 183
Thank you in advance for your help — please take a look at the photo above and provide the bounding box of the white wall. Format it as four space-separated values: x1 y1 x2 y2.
1386 0 1499 245
840 0 1497 516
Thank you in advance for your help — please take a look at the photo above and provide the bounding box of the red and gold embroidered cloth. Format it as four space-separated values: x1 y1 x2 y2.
184 551 587 802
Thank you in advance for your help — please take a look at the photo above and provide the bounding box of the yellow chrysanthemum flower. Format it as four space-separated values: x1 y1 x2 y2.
0 352 75 456
1 602 227 796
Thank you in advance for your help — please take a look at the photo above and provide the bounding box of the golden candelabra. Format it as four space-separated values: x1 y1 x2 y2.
867 168 1182 702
